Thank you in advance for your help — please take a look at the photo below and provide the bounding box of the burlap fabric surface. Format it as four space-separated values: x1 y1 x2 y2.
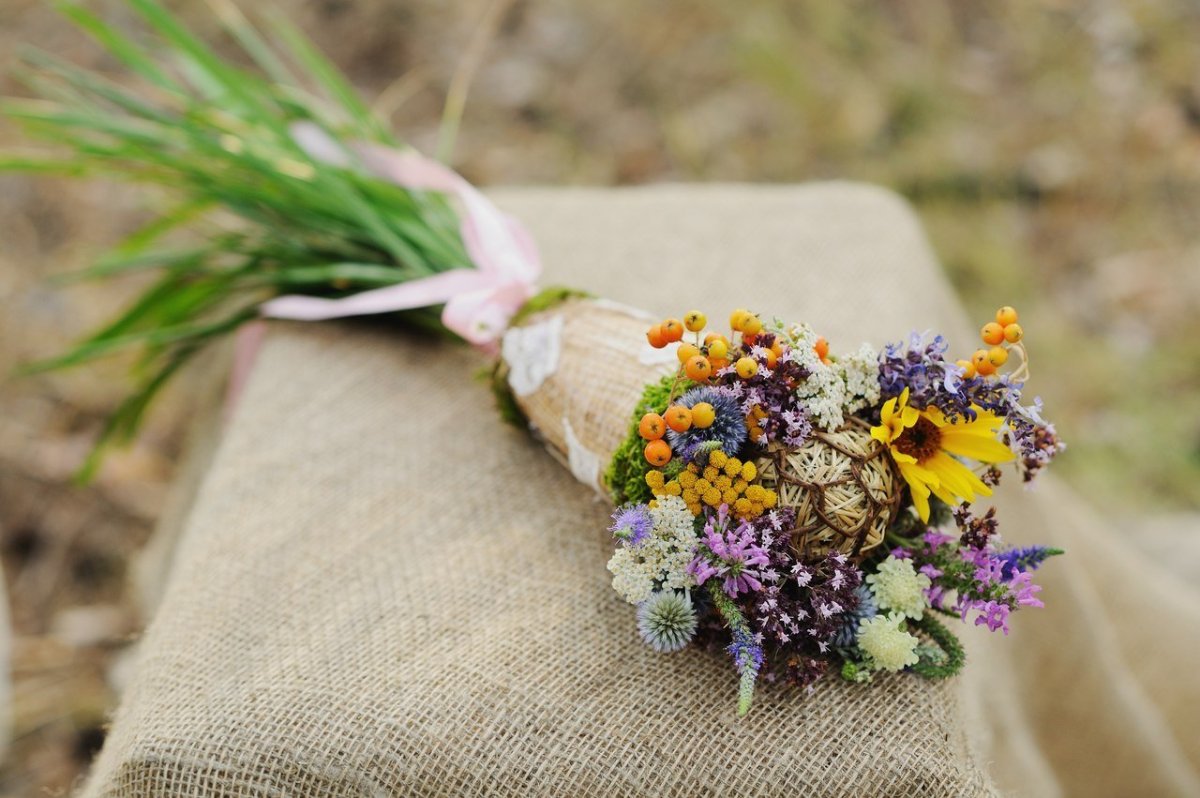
81 185 1200 797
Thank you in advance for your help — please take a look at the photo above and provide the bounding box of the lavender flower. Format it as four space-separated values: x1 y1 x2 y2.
996 545 1063 580
665 386 747 461
609 504 653 547
689 505 770 597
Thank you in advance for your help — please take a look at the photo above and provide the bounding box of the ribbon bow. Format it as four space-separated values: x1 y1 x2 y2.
260 123 541 346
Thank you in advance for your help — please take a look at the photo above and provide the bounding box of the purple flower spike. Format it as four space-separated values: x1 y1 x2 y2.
688 505 771 598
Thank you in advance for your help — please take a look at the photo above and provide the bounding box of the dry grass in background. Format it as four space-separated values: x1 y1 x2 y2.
2 0 1198 792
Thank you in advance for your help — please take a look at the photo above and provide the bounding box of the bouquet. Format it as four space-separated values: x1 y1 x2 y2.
4 0 1063 716
500 299 1064 714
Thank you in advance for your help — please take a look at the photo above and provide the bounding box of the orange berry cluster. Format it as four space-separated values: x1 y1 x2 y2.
637 402 717 467
647 310 722 383
956 306 1025 378
645 450 776 519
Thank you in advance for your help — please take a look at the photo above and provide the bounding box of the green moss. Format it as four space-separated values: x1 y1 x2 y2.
604 373 689 505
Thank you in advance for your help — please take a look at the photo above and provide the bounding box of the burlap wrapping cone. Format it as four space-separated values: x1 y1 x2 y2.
500 298 672 494
79 186 1200 798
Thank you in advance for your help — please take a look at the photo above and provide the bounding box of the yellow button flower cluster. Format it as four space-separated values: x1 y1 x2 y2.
645 449 777 519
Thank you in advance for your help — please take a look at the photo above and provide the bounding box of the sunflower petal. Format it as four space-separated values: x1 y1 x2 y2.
940 428 1016 463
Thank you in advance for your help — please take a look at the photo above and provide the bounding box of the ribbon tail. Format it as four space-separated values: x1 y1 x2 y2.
261 269 492 321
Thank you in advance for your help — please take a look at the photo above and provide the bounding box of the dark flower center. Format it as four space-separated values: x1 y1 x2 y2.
894 416 942 463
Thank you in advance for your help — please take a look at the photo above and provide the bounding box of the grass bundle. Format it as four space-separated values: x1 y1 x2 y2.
1 0 470 478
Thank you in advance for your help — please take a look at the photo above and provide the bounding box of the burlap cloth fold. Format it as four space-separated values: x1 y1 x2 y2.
81 185 1200 797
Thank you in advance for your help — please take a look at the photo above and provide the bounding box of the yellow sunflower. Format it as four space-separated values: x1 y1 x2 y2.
870 388 1015 522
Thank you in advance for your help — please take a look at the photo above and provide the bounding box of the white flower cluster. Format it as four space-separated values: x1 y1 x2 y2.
781 324 881 431
866 555 931 620
856 612 921 672
607 495 698 604
836 343 882 415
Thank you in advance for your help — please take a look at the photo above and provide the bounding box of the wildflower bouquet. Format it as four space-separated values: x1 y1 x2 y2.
7 0 1065 718
500 302 1064 715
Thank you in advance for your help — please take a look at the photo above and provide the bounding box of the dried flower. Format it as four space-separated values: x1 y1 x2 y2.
637 591 698 652
866 555 931 620
856 612 920 671
689 505 770 597
666 386 747 459
610 504 653 546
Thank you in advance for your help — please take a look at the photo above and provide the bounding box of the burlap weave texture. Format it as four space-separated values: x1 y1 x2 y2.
80 185 1200 797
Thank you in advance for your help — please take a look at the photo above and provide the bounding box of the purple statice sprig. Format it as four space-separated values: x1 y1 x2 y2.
689 505 771 597
609 504 653 547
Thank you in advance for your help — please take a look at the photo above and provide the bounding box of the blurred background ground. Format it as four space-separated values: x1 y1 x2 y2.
1 0 1198 793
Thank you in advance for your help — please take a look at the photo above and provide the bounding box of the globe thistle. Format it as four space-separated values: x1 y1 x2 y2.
856 612 920 672
637 591 698 653
665 386 746 461
833 584 877 649
866 555 931 620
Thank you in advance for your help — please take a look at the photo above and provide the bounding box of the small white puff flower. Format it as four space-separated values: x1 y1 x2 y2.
856 612 920 672
866 555 931 620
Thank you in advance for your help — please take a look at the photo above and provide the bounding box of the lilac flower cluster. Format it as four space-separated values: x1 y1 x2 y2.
878 332 972 420
900 519 1059 635
723 332 813 448
688 505 771 597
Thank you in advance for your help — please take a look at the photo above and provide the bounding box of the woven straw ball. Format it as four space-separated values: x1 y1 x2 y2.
756 419 902 559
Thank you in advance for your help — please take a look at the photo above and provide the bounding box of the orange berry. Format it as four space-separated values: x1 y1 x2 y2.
638 412 666 441
730 309 750 331
736 356 759 379
644 439 672 467
996 306 1018 326
662 319 684 342
677 342 701 364
646 324 668 349
1003 323 1023 343
764 348 779 368
665 405 693 432
814 336 830 360
971 349 996 377
709 357 730 371
684 310 707 332
742 332 759 346
707 339 729 360
741 314 763 335
980 322 1005 346
956 358 977 379
987 345 1008 367
685 355 713 382
691 402 716 428
770 339 785 357
705 332 722 345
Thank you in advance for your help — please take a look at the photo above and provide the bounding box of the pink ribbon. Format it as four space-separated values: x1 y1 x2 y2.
259 123 541 347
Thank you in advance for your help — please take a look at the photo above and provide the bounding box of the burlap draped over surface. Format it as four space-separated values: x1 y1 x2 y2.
81 185 1200 797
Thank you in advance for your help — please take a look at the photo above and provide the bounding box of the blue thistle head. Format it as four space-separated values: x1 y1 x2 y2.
666 386 747 461
637 591 698 653
833 584 877 649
